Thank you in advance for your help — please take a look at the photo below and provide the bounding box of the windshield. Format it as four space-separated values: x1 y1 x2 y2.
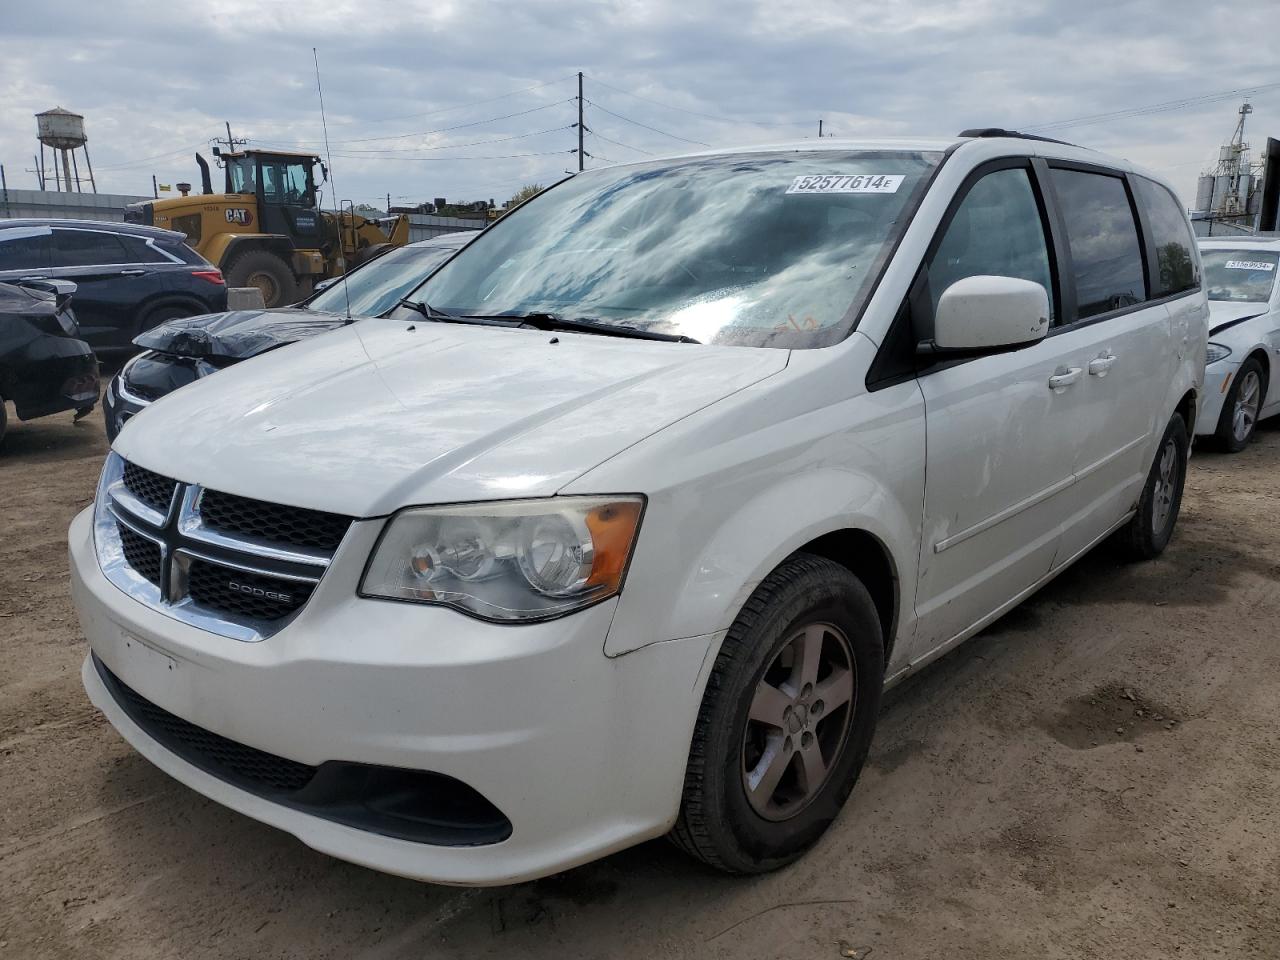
1202 249 1279 303
308 243 463 316
407 150 942 348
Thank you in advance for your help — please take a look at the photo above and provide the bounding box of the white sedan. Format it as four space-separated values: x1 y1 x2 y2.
1197 237 1280 450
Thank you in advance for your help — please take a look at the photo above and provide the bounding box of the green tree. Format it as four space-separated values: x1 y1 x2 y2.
509 183 544 206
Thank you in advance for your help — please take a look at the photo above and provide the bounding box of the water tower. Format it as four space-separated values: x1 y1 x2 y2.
35 106 97 193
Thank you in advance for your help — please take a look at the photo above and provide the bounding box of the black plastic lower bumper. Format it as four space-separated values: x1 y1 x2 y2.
93 653 512 847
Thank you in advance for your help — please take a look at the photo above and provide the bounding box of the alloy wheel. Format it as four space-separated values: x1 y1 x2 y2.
1232 370 1261 445
1151 437 1179 535
742 622 856 821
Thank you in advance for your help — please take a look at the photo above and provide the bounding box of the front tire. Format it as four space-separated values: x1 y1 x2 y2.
670 553 884 874
1215 357 1265 453
224 250 298 308
1117 412 1188 561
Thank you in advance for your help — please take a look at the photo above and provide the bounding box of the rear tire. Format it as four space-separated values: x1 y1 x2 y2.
1117 413 1188 561
224 250 298 308
670 553 884 874
1214 356 1265 453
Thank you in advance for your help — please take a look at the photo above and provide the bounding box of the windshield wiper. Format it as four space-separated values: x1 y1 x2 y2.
395 299 521 328
470 312 699 343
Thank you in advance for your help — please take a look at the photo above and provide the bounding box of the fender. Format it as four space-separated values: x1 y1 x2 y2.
604 468 920 668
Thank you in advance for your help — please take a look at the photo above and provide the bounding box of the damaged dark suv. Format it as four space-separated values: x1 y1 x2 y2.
0 280 99 449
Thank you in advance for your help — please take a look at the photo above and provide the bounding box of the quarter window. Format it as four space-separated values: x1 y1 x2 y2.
118 235 169 264
1132 176 1197 297
1050 169 1146 319
927 167 1054 319
52 229 130 267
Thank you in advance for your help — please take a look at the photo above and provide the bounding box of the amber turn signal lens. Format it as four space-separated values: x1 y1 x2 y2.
585 501 644 589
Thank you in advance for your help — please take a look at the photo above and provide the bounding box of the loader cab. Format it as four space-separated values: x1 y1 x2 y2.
219 150 323 247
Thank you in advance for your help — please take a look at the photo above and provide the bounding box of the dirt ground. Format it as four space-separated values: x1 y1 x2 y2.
2 401 1278 960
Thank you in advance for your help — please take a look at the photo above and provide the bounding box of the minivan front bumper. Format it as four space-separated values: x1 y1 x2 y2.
70 507 716 884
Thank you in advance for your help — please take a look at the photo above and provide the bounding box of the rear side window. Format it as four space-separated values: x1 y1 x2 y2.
52 229 130 267
927 167 1054 319
0 229 50 271
1050 169 1146 319
1132 177 1197 297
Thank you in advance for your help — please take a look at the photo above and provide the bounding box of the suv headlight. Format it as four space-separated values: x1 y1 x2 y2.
360 496 644 622
1206 342 1232 364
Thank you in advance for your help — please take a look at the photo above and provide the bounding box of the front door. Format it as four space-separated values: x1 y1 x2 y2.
909 163 1084 659
256 157 322 251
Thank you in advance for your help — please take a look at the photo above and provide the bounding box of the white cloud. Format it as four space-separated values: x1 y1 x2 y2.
0 0 1277 206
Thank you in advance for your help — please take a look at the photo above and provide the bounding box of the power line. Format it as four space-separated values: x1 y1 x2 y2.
582 100 710 146
93 138 217 171
265 100 575 147
584 75 811 128
583 149 617 164
1027 79 1280 132
253 125 573 156
585 127 655 156
328 149 575 163
326 74 577 127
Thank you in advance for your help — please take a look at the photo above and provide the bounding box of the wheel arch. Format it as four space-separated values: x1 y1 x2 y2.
215 234 296 271
605 468 916 664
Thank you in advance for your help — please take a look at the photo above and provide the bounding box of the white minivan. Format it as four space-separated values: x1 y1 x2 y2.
71 132 1208 884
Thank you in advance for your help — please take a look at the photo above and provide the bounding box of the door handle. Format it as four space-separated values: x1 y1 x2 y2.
1048 366 1083 391
1088 354 1117 377
119 269 147 276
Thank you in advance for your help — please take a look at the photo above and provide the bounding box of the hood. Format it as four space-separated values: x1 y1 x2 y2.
1207 300 1270 335
132 307 351 360
114 318 788 516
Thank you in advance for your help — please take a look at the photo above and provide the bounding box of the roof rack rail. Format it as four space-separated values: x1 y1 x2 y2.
958 128 1078 147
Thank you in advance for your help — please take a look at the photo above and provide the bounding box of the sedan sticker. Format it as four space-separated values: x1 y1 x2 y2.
786 174 904 195
1224 260 1275 271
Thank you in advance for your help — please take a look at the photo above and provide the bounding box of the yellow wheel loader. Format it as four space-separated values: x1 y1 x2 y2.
125 149 410 307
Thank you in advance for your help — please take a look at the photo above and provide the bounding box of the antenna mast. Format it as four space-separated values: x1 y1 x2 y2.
313 47 353 322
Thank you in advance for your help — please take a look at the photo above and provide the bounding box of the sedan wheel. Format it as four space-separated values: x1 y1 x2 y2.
1231 369 1261 446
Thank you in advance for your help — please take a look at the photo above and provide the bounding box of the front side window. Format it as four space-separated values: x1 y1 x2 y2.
1133 177 1197 298
260 161 312 206
1201 249 1279 302
408 150 942 348
309 243 462 316
1050 168 1146 319
927 166 1053 319
52 229 129 267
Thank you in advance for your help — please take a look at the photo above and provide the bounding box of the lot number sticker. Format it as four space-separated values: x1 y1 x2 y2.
787 174 904 194
1225 260 1276 271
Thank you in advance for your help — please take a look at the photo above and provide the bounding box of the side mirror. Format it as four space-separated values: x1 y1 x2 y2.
925 275 1050 354
312 277 339 294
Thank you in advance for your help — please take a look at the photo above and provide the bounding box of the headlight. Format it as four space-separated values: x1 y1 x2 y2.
1206 342 1232 364
360 496 645 621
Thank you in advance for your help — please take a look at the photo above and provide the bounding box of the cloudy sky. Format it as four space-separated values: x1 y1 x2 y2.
2 0 1278 209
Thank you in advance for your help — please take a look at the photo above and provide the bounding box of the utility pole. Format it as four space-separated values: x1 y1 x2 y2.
386 192 391 213
818 119 823 138
152 174 158 199
578 71 585 172
1 164 10 218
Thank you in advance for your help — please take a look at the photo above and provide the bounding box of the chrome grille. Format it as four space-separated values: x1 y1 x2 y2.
94 453 347 642
199 489 352 551
118 524 162 586
186 559 313 621
122 461 177 515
